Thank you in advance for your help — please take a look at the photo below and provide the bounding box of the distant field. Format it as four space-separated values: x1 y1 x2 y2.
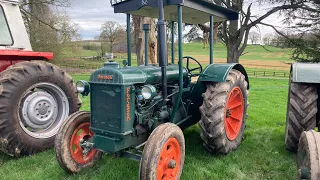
55 43 293 77
60 43 293 63
0 77 297 179
183 43 293 62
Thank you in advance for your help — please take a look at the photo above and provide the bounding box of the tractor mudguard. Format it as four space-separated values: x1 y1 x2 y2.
291 63 320 83
197 63 250 89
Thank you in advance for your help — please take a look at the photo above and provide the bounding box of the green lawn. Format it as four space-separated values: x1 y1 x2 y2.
0 76 297 179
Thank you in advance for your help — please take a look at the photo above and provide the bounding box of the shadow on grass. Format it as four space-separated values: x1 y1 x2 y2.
0 152 15 166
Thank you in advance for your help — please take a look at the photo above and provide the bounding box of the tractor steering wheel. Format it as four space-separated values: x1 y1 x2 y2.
183 56 203 77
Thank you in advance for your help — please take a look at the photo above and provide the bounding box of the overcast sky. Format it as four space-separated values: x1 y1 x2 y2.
67 0 285 40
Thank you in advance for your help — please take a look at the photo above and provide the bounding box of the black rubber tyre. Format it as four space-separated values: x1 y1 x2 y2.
297 130 320 180
199 69 249 154
139 123 185 180
0 61 81 157
55 111 102 174
285 77 318 152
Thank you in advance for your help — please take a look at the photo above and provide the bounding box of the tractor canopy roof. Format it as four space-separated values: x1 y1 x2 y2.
111 0 238 24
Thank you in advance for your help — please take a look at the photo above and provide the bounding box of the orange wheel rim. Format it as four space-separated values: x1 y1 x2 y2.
69 122 97 164
157 138 181 180
225 87 244 141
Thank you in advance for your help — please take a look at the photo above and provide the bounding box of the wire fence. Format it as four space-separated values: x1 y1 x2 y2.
246 70 289 78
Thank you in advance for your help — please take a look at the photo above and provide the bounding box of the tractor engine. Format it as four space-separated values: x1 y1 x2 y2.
86 61 187 153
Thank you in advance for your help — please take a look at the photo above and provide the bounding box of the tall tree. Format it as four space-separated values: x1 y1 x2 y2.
262 33 273 45
260 0 320 62
19 0 80 60
201 0 320 63
100 21 124 53
249 31 260 44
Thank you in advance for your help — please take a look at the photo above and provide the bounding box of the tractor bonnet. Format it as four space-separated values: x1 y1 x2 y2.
89 62 187 85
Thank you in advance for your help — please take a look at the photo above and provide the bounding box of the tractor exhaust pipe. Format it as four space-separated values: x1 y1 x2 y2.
157 0 168 101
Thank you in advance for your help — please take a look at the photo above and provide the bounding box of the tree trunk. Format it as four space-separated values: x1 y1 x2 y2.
133 16 157 65
227 45 240 63
133 16 144 65
145 18 157 64
214 25 218 43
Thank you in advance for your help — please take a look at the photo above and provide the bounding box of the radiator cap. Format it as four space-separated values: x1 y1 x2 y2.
104 60 120 69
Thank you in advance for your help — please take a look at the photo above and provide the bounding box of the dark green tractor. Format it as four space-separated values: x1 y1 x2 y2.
54 0 250 179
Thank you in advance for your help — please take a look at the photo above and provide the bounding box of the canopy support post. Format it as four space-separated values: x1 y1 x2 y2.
210 15 214 64
157 0 168 101
171 21 175 64
127 14 132 66
170 5 183 122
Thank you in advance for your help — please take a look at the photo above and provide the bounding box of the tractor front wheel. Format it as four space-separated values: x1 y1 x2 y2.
297 130 320 180
199 69 249 154
139 123 185 180
55 111 102 174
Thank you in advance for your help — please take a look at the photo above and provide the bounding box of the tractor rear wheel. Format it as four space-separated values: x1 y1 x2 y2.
139 123 185 180
55 111 102 174
199 69 248 154
0 61 81 157
297 130 320 180
285 78 318 152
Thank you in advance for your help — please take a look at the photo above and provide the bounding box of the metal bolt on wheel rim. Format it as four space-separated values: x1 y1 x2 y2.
19 83 69 139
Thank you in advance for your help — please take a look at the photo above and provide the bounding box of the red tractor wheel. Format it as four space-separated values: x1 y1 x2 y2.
55 111 102 174
199 69 249 154
139 123 185 180
297 130 320 180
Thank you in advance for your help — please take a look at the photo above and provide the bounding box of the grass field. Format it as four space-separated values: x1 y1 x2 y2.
0 76 298 180
66 43 293 62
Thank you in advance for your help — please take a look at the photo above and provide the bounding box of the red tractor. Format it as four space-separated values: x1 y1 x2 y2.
0 0 81 157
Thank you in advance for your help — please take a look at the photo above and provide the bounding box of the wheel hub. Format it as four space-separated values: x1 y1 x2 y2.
19 82 69 139
168 160 176 169
70 122 97 164
21 91 58 129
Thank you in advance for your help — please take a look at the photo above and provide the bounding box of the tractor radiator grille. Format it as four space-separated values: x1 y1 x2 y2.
90 84 122 132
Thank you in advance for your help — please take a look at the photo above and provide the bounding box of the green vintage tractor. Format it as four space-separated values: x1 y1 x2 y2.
284 64 320 179
54 0 249 179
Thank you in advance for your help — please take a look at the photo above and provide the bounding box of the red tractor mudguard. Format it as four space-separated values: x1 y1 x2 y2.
0 49 53 72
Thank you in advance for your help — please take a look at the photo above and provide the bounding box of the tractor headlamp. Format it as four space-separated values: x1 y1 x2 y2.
76 80 90 96
141 85 157 100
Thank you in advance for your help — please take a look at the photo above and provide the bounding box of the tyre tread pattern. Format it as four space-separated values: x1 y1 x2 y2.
199 69 249 154
285 81 318 152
